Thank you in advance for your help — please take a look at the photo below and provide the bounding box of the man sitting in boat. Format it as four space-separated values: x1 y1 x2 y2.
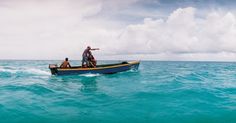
60 58 71 68
82 46 99 68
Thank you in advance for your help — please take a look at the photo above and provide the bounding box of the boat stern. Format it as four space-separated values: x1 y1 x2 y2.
49 64 58 75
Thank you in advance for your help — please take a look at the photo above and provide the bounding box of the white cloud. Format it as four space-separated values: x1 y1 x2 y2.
111 7 236 61
0 0 104 59
0 0 140 60
0 0 236 61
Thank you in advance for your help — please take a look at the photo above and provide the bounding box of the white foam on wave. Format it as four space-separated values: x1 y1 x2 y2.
25 68 51 76
79 73 101 77
0 67 18 73
0 66 50 76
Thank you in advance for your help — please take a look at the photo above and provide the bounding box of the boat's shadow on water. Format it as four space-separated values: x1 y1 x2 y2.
48 69 140 94
48 74 98 93
79 76 98 93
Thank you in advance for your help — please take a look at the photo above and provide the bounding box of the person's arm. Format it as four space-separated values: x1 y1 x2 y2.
68 63 71 68
89 61 95 68
60 62 64 68
91 48 99 50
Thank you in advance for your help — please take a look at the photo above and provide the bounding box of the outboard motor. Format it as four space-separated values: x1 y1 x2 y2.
49 64 58 75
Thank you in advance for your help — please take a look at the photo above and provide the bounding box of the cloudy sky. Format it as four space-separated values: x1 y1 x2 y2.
1 0 236 61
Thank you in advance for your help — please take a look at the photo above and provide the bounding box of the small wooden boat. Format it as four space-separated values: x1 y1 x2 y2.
49 61 140 75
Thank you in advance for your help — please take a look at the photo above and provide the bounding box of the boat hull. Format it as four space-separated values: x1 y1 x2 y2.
49 61 140 75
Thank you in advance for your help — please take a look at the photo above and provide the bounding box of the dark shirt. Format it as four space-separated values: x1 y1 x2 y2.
82 48 91 57
82 48 90 57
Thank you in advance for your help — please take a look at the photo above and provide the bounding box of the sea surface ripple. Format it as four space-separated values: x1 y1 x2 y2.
0 60 236 123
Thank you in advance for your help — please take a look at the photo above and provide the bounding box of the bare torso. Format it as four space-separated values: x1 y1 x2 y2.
60 61 70 68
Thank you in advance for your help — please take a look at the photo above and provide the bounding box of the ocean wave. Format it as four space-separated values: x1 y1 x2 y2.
25 68 51 76
0 66 50 76
79 73 101 77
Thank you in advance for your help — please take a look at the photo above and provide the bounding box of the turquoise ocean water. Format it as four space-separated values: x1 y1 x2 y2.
1 60 236 123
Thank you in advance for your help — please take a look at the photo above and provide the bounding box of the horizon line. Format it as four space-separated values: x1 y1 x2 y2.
0 59 235 63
